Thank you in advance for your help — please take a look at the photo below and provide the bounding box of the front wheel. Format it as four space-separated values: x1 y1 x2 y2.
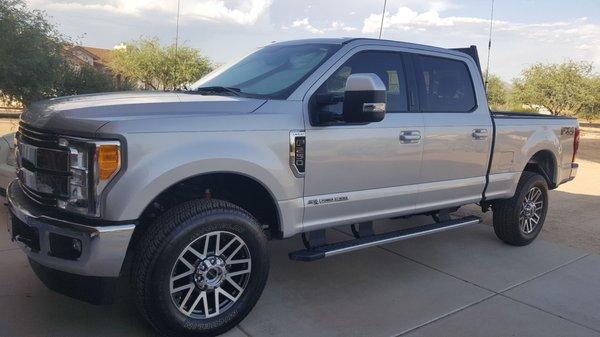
492 171 549 246
132 199 269 337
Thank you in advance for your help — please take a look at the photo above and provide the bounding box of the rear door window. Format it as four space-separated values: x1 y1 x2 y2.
414 55 476 112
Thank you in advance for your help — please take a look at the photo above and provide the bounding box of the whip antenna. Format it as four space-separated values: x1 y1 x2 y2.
175 0 181 55
484 0 495 90
378 0 387 39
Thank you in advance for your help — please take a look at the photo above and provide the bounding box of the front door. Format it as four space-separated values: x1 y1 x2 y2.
302 48 424 231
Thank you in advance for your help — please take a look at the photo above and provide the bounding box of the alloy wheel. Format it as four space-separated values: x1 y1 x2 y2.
519 186 544 234
169 231 251 319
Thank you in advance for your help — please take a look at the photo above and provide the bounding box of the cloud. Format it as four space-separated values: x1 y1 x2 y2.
291 18 324 34
288 18 357 34
330 21 357 32
362 7 490 33
30 0 273 25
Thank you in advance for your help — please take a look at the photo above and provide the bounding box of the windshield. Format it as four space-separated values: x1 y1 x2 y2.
189 43 340 99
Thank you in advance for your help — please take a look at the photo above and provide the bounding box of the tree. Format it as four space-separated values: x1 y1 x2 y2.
486 74 508 110
578 76 600 124
109 38 213 91
512 61 593 116
0 0 123 106
0 0 64 105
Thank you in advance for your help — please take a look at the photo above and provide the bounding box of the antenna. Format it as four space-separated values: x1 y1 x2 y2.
484 0 495 90
175 0 181 54
378 0 387 39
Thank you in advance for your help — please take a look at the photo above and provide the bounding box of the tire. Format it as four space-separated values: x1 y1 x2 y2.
492 171 549 246
132 199 269 337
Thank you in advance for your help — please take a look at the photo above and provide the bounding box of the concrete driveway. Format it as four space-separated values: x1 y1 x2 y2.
1 200 599 336
0 123 599 336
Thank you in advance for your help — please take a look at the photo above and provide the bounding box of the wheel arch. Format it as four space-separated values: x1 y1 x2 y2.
523 149 558 189
138 171 282 237
119 170 284 277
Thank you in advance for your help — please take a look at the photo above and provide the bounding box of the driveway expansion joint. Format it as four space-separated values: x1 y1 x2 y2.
394 293 499 336
498 293 600 335
498 253 590 293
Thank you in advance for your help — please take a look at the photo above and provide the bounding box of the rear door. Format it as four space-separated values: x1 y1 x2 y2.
302 47 424 231
411 53 492 212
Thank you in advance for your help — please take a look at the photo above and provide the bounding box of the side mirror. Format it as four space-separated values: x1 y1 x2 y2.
343 73 387 123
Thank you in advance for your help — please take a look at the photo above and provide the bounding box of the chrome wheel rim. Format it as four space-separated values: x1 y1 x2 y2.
170 231 251 319
519 187 544 234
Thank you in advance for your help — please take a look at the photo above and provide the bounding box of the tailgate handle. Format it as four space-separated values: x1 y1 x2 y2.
472 129 488 140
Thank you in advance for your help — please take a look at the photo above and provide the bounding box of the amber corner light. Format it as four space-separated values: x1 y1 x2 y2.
97 144 121 180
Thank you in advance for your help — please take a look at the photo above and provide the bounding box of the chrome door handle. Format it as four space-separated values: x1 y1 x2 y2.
400 131 421 143
472 129 488 140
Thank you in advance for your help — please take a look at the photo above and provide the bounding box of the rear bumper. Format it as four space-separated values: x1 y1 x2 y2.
561 163 578 184
6 180 135 278
570 163 578 179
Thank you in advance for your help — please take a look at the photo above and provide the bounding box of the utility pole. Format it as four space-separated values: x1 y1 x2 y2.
378 0 387 39
484 0 495 90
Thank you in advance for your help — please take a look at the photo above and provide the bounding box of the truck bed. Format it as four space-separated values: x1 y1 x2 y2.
492 111 577 120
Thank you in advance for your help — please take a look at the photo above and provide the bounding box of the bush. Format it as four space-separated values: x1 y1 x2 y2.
109 38 214 91
58 65 129 96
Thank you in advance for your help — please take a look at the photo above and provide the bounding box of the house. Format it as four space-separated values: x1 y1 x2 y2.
63 45 112 72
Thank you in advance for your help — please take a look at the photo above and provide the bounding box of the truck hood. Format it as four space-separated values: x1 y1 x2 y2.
20 91 267 135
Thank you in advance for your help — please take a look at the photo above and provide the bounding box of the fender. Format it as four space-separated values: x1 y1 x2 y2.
101 132 302 221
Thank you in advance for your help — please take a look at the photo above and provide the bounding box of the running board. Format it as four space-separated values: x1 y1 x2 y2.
289 216 481 262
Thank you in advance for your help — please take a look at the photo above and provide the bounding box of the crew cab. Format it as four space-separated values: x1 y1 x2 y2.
7 38 579 337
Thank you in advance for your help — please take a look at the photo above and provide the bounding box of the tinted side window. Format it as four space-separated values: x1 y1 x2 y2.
317 51 408 113
415 55 476 112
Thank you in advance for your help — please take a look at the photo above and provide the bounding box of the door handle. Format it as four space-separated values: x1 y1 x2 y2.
472 129 488 140
400 131 421 143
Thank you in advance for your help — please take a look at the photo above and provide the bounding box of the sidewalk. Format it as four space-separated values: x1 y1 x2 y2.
1 204 598 337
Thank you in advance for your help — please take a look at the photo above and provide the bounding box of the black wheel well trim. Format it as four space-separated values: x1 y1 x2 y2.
524 150 558 189
137 171 282 237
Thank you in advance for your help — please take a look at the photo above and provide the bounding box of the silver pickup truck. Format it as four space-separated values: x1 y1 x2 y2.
7 38 579 336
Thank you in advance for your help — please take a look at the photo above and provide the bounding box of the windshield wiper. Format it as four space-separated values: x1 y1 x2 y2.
194 86 242 96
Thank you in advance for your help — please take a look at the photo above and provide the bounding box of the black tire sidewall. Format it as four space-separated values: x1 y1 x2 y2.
146 208 269 336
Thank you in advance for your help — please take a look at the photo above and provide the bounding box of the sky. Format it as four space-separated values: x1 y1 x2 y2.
25 0 600 81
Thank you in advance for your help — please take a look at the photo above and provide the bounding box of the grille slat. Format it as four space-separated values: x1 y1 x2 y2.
18 123 59 148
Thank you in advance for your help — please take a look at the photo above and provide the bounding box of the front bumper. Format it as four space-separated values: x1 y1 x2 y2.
6 180 135 278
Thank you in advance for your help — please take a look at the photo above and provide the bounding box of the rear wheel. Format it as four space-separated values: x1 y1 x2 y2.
133 199 269 337
492 171 549 246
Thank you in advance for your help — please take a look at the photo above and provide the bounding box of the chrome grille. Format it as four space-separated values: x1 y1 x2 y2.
16 123 70 206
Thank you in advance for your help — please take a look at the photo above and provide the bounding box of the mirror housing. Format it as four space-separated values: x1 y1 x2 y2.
343 73 387 123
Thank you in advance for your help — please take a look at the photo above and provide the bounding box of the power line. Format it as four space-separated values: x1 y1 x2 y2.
484 0 495 90
378 0 387 39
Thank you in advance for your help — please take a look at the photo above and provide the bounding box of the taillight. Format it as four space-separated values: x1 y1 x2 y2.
572 127 580 163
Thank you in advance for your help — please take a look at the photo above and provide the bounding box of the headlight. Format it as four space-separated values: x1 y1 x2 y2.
57 138 121 216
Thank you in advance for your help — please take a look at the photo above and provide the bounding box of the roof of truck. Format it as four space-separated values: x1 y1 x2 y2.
271 38 471 59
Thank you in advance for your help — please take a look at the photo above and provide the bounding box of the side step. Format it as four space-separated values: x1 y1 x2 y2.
289 216 481 262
